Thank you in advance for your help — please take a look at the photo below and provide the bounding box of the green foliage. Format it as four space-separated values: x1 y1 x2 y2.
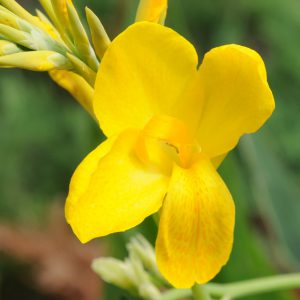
0 70 99 222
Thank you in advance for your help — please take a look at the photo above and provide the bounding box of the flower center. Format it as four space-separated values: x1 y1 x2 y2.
135 115 199 173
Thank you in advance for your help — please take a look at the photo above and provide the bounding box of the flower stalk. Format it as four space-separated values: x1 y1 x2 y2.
192 284 211 300
160 273 300 300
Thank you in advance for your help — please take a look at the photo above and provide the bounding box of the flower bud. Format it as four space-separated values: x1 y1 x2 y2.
127 234 159 276
0 51 71 71
135 0 168 24
85 7 110 59
92 257 136 291
0 40 21 55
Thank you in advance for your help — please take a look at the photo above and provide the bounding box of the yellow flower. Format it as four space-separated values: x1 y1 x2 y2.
65 22 275 288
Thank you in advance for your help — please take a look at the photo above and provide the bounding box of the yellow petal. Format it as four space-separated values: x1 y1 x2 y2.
66 129 168 243
156 155 235 288
211 153 227 169
194 45 275 157
94 22 198 137
66 137 116 219
49 70 95 117
135 0 168 24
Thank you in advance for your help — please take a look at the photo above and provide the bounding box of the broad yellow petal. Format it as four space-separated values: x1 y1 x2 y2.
156 155 235 288
66 129 168 243
94 22 198 137
194 45 275 157
211 153 227 169
135 0 168 24
66 136 116 218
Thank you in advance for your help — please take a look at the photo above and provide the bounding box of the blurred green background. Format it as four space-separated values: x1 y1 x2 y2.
0 0 300 299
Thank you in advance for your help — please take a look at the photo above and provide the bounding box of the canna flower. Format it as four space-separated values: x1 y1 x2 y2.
65 22 275 288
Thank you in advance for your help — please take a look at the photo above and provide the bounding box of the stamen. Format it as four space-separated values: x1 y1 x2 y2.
135 115 198 169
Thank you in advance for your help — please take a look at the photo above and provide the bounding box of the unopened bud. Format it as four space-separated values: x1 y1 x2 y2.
0 23 30 48
0 40 21 55
0 50 71 71
139 283 161 300
128 234 160 277
66 1 98 71
85 7 110 59
92 257 136 291
0 0 43 29
135 0 168 24
0 10 19 28
92 235 164 300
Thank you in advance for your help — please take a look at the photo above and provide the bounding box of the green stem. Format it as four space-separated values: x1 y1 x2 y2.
192 284 211 300
159 289 191 300
159 273 300 300
211 273 300 298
